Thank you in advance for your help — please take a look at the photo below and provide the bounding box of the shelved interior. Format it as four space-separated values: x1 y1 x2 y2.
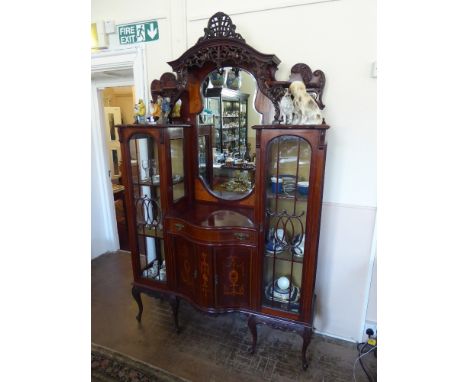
129 133 166 283
262 135 312 314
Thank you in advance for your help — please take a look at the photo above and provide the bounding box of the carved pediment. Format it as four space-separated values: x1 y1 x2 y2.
165 12 326 123
197 12 245 43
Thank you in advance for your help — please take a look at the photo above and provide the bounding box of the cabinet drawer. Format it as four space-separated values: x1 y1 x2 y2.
166 218 255 245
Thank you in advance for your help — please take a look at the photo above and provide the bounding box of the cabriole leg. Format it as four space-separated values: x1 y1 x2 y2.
302 327 312 370
248 315 258 354
131 286 143 322
169 296 180 334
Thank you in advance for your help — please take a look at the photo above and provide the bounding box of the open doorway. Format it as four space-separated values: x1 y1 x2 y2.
100 85 135 251
91 45 148 258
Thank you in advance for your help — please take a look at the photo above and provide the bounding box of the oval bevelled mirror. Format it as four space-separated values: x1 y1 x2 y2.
197 67 262 200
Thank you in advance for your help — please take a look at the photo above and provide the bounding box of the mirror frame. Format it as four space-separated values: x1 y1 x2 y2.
150 12 326 204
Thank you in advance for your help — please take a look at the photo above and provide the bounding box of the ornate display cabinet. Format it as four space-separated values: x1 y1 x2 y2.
118 12 329 370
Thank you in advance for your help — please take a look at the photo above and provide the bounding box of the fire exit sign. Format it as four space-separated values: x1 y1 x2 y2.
118 20 159 45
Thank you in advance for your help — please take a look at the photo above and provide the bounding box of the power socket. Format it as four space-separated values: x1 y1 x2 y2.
364 321 377 340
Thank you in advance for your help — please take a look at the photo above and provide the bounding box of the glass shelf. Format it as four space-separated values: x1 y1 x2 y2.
264 250 304 264
266 191 308 201
261 296 300 314
137 225 164 239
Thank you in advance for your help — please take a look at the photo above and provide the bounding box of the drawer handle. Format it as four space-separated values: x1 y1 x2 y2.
234 232 249 241
174 223 185 231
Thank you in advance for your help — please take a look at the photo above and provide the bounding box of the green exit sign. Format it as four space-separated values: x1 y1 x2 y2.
118 20 159 45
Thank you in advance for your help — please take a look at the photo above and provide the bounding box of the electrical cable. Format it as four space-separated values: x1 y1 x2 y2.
359 343 374 382
353 343 377 382
353 343 375 382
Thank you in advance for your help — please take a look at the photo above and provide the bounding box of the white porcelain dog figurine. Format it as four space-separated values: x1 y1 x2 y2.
289 81 322 124
280 91 294 124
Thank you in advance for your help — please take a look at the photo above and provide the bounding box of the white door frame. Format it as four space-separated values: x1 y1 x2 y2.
91 45 148 256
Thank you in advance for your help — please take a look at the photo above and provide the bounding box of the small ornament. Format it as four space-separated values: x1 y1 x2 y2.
289 81 322 124
151 98 162 122
171 100 181 118
134 99 146 124
209 68 225 87
161 97 171 121
277 276 290 290
280 91 294 124
226 68 241 90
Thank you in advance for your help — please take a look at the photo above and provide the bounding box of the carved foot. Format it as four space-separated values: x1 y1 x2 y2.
169 296 180 334
247 315 258 354
131 286 143 322
302 327 312 371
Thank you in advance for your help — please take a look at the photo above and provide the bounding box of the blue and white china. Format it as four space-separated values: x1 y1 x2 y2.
226 68 241 90
277 276 290 290
292 234 305 257
297 181 309 195
271 177 283 193
209 70 225 87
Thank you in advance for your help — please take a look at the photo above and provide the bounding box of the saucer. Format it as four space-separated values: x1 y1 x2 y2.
265 282 300 303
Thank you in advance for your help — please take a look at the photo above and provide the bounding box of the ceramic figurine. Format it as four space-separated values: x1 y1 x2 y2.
209 69 225 87
151 98 162 121
289 81 322 125
161 97 171 121
280 91 294 124
134 98 146 124
226 68 241 90
171 100 181 118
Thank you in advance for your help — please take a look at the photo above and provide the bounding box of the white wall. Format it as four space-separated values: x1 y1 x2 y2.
366 256 377 324
91 0 176 84
91 0 376 341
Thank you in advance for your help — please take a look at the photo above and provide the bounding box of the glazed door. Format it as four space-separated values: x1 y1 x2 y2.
215 247 251 308
124 131 167 285
261 135 313 316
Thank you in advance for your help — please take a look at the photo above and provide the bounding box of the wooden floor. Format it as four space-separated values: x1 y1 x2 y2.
92 251 377 382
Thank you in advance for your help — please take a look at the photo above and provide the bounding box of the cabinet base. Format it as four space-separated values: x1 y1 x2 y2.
131 285 315 371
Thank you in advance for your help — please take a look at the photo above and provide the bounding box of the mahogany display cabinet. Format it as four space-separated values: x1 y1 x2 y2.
117 12 329 370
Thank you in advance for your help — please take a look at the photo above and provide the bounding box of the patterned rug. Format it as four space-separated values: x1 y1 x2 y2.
91 343 190 382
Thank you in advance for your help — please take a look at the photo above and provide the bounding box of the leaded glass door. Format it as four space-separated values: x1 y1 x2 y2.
262 135 312 315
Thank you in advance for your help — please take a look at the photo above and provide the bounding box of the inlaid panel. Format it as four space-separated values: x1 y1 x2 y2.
195 246 214 307
173 236 196 300
215 247 251 308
